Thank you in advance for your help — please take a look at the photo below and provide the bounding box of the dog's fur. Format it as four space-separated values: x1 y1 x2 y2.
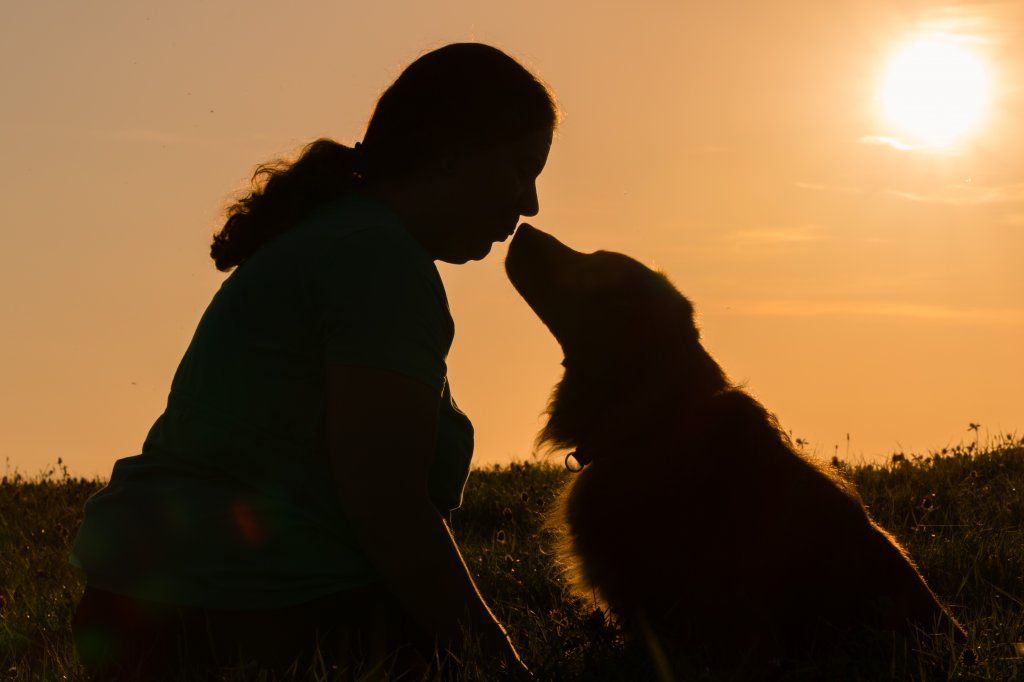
505 224 967 666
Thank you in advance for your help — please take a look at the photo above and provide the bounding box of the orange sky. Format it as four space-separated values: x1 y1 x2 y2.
2 1 1022 478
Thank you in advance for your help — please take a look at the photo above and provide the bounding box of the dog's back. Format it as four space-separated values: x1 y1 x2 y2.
551 388 964 661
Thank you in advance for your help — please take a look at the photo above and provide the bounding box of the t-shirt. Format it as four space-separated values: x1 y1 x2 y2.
68 191 474 610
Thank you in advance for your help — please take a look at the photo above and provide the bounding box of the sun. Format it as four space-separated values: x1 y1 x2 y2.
877 36 990 149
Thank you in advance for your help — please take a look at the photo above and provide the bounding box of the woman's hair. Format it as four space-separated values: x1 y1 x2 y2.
210 43 560 272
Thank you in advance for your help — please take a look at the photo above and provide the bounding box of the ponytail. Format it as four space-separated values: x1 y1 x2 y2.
210 139 362 272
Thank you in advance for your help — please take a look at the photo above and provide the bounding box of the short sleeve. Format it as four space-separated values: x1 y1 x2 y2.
428 380 475 512
313 226 453 393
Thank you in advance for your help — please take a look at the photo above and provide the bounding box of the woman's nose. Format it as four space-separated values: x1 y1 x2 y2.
519 181 539 217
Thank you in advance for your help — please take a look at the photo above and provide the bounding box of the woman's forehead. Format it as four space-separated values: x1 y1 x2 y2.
462 129 550 173
502 128 552 159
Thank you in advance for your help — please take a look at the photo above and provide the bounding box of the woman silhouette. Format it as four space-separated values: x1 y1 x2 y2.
69 42 556 679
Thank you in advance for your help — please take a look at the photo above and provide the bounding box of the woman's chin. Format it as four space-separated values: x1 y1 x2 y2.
474 240 496 260
440 240 494 264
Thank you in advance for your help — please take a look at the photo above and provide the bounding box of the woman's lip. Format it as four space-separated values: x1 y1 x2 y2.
495 224 519 242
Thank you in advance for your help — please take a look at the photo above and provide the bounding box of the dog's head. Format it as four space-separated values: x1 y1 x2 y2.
505 224 728 452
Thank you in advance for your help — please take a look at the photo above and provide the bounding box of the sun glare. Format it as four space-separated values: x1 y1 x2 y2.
877 36 990 149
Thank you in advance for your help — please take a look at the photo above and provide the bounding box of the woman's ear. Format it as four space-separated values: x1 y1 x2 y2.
435 151 461 178
432 146 479 180
406 152 463 199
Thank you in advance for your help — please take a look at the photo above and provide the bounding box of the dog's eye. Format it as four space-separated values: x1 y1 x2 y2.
576 259 636 297
576 265 609 292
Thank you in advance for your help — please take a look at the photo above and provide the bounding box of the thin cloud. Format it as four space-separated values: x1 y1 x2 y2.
690 144 727 154
858 134 963 155
939 0 1021 8
887 182 1024 206
722 299 1024 325
924 2 1022 43
793 181 864 194
91 128 197 145
728 225 829 246
859 135 917 151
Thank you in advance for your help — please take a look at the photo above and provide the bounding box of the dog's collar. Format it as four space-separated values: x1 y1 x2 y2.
564 447 595 472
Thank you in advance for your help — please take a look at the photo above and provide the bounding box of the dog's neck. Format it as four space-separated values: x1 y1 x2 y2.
553 347 732 471
563 387 726 470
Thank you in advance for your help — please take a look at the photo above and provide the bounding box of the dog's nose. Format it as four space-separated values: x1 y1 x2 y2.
511 222 539 244
506 223 542 283
507 222 539 265
509 224 583 267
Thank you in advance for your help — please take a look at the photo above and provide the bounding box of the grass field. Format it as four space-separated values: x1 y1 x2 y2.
2 436 1022 680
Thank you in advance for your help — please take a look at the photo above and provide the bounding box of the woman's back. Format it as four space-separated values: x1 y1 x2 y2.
69 191 474 610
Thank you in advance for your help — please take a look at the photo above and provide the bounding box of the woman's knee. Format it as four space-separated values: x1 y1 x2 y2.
70 587 216 680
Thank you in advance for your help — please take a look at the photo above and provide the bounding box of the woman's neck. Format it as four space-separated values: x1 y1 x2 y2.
354 181 443 259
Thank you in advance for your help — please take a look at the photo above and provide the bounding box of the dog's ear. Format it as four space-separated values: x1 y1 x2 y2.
537 360 602 451
664 281 701 340
676 336 725 386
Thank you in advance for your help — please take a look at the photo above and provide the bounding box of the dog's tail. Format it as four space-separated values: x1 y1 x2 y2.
868 523 968 646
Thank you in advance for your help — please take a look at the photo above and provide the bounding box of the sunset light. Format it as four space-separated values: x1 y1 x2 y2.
877 36 991 149
5 2 1024 678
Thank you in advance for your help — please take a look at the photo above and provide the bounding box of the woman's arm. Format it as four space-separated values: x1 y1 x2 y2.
324 362 523 668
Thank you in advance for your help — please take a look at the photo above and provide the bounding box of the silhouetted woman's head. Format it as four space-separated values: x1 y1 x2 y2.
211 42 559 270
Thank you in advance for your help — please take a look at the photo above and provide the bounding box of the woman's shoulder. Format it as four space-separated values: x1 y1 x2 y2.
223 192 445 319
297 194 433 273
301 192 410 243
292 195 446 305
